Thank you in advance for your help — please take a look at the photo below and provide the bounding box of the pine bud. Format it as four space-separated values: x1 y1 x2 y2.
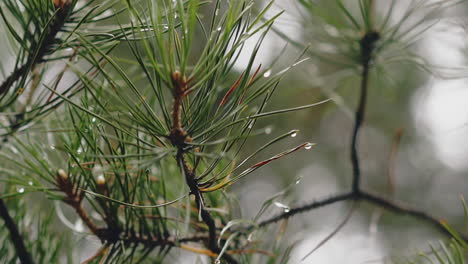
53 0 71 9
57 169 68 181
96 175 106 186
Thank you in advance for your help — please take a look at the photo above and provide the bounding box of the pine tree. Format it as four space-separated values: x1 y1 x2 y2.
0 0 467 263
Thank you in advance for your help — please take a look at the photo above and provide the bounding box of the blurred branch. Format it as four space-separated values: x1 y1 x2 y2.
256 190 468 243
387 128 404 194
0 199 34 264
0 2 72 96
358 191 468 241
0 135 32 263
258 193 354 227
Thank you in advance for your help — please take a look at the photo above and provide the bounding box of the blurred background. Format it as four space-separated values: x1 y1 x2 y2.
1 0 468 263
228 0 468 263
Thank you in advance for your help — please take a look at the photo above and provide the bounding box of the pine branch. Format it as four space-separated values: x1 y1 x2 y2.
0 1 72 96
170 71 238 264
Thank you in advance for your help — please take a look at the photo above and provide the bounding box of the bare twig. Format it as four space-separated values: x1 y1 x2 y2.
351 30 380 193
258 193 354 227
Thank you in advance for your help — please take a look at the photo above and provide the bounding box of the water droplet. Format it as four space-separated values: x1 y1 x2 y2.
214 260 221 264
247 232 255 242
77 147 83 154
50 145 56 150
74 219 85 232
217 26 222 31
263 70 272 78
248 122 254 129
274 201 290 213
291 132 297 138
16 186 25 193
91 117 96 123
163 25 169 30
28 181 33 186
304 143 314 150
10 146 18 154
265 127 272 134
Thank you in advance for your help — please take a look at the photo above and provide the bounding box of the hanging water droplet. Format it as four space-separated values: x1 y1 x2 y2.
74 219 85 232
10 146 19 154
16 186 25 193
163 25 169 30
274 201 290 213
304 143 314 150
50 145 56 150
291 132 297 138
77 147 83 154
91 117 96 123
217 26 222 32
295 178 302 185
248 122 254 129
247 232 255 242
214 260 221 264
265 127 272 134
28 181 33 186
263 70 272 78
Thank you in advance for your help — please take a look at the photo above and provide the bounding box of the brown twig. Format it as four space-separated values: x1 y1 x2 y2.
169 71 238 264
56 169 100 235
387 128 404 194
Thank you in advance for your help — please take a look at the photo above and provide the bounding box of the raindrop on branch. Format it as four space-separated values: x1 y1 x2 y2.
274 201 290 213
304 143 315 150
